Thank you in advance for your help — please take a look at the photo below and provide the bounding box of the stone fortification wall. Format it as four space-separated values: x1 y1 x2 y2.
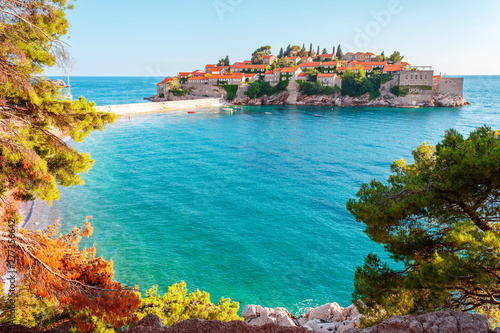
399 93 433 105
180 83 227 99
436 77 464 96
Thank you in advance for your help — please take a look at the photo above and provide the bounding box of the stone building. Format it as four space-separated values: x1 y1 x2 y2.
321 61 342 73
399 66 433 86
317 73 342 88
230 64 268 73
342 52 355 62
280 67 303 81
263 55 277 65
156 77 174 96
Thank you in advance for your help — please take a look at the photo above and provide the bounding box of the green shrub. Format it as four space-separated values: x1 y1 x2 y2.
245 79 288 99
170 89 187 97
135 282 241 326
223 85 238 100
299 81 339 96
380 73 393 84
391 85 401 96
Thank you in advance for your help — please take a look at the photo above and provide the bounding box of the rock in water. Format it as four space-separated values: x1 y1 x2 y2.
52 79 67 87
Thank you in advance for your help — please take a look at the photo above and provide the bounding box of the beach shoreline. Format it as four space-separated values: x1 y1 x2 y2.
95 98 223 115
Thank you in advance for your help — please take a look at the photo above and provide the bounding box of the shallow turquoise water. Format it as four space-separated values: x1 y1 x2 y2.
32 76 500 314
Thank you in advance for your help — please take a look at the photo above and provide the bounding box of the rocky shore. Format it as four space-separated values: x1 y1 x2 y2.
230 90 469 108
0 302 496 332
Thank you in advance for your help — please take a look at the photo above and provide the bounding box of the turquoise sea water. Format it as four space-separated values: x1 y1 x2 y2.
31 76 500 314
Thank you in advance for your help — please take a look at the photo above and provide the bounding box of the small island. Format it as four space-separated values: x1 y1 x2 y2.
153 45 467 108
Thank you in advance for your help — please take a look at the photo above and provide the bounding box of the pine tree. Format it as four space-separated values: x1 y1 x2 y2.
278 47 284 58
322 48 328 54
0 1 140 330
347 126 500 328
332 46 335 56
309 43 313 56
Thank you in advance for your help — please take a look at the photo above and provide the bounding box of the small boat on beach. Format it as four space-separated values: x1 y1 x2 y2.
187 111 196 114
264 112 272 115
314 114 322 117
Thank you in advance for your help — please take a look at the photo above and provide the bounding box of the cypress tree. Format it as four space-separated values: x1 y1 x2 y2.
336 44 343 59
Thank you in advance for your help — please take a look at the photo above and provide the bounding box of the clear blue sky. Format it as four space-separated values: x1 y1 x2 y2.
44 0 500 76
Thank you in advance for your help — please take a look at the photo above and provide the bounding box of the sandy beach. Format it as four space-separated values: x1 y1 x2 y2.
95 98 223 116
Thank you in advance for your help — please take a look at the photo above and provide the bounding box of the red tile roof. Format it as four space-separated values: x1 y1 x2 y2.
366 52 375 56
187 76 208 81
209 73 245 80
299 62 321 68
280 67 301 73
206 64 216 68
157 77 174 85
322 61 341 66
178 72 192 77
319 54 335 58
317 73 338 78
265 70 274 74
263 55 275 59
274 68 282 72
244 73 259 77
298 73 307 77
244 60 252 64
191 71 208 76
230 64 269 69
351 61 387 67
288 56 300 60
209 66 229 72
383 64 403 72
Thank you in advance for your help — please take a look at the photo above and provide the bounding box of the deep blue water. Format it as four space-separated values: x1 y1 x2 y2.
49 76 163 105
30 76 500 314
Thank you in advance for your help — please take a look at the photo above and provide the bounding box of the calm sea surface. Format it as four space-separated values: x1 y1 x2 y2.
29 76 500 314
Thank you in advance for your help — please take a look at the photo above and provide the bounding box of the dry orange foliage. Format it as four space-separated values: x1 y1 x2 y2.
0 217 141 331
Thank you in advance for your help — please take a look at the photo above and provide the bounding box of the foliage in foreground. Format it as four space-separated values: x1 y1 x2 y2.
0 0 117 220
347 126 500 328
136 282 242 327
0 218 141 331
